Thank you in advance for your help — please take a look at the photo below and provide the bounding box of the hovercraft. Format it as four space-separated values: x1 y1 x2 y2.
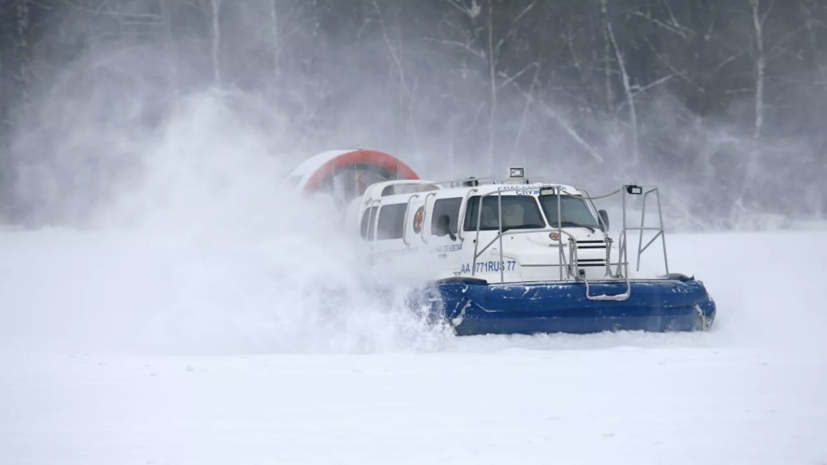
290 150 716 336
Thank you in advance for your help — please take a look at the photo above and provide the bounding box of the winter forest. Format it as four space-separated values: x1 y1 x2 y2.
1 0 825 230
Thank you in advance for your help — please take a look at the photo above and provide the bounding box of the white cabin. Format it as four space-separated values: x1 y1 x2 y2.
343 170 621 284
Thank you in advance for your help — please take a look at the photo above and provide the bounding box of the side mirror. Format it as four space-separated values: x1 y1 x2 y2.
435 214 449 236
598 210 610 231
435 214 457 240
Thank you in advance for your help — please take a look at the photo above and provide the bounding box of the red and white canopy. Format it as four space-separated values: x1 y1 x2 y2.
286 149 420 199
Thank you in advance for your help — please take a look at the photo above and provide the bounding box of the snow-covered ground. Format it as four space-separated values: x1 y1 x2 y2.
1 224 825 465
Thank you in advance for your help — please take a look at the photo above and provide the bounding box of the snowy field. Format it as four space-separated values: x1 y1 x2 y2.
1 222 826 464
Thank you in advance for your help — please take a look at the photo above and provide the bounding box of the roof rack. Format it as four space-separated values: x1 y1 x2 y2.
435 176 499 188
373 180 442 197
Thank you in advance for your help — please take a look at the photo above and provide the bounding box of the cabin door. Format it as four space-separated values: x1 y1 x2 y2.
425 196 465 274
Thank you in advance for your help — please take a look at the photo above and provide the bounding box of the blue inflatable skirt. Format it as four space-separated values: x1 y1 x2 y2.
425 275 716 336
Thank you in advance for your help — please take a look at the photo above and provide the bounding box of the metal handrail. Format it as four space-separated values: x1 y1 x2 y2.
470 226 587 281
467 185 584 283
456 188 479 241
429 174 551 190
401 194 419 246
437 177 498 188
612 185 669 276
420 192 438 244
456 182 668 297
585 274 631 301
365 198 381 241
468 185 571 281
498 192 504 282
634 187 669 273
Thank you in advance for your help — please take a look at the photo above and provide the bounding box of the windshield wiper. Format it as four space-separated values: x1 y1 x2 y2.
500 224 544 233
554 221 596 233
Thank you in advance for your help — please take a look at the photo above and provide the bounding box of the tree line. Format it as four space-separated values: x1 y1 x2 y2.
1 0 825 229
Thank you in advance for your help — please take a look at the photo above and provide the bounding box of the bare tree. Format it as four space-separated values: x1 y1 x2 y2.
601 0 639 164
441 0 498 171
371 1 406 96
183 0 224 85
159 0 179 98
801 0 827 90
485 0 496 174
270 0 281 81
210 0 222 85
2 0 826 224
14 0 31 100
748 0 768 140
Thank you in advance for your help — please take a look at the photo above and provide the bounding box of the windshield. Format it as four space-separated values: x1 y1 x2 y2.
538 195 600 229
463 195 546 231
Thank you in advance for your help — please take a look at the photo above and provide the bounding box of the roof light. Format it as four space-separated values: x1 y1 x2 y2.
509 167 525 178
625 185 643 195
463 177 479 187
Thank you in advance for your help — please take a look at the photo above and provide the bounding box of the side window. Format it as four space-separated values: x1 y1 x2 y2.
430 198 462 235
376 203 408 240
360 206 378 240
